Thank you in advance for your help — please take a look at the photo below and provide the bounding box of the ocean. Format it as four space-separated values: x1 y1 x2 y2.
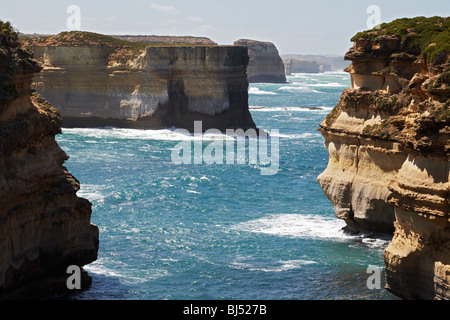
57 72 398 300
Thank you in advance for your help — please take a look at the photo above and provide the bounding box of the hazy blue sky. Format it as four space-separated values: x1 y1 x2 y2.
2 0 449 55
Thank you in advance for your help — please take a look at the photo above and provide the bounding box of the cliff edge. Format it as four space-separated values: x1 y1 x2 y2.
0 22 99 298
23 32 256 132
317 17 449 299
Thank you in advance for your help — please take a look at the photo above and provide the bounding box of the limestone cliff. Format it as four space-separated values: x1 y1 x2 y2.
24 32 256 132
318 17 449 299
0 23 99 298
233 39 286 83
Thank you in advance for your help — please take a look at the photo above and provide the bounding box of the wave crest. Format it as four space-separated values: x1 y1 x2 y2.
249 87 277 95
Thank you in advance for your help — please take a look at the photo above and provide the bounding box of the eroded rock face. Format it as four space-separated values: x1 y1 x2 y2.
0 28 99 298
25 33 256 132
318 17 449 299
233 39 286 83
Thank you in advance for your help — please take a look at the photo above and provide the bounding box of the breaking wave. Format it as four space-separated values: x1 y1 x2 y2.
249 87 277 95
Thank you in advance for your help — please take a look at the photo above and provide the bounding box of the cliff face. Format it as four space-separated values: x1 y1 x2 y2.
24 32 256 132
233 39 286 83
318 17 449 299
0 24 99 298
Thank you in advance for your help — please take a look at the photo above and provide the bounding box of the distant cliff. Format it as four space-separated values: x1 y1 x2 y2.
283 59 329 74
233 39 286 83
23 32 256 132
317 17 449 300
282 54 350 73
0 22 99 298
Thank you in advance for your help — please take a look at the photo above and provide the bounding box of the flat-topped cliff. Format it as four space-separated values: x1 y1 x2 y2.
318 16 449 299
112 35 217 45
0 22 99 298
233 39 286 83
23 32 256 131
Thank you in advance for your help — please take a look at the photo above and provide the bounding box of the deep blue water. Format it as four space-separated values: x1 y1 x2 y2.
57 72 398 300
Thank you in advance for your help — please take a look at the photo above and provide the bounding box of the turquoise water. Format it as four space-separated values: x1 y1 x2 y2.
57 72 398 300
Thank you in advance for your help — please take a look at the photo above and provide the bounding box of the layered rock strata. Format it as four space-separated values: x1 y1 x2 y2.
0 24 99 298
233 39 286 83
317 17 449 299
24 32 256 132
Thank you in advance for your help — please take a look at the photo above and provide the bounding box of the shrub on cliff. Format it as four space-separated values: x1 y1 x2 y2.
0 20 20 50
22 31 209 50
0 20 40 101
351 16 450 64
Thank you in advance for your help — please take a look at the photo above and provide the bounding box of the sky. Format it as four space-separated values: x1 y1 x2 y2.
2 0 449 55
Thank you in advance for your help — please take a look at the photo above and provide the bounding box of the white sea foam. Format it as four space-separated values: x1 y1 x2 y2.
78 184 105 203
62 126 286 143
352 235 392 250
232 213 348 240
289 71 348 77
270 132 322 140
85 258 169 284
249 87 277 95
291 73 309 78
306 82 347 87
278 86 320 93
230 258 317 272
186 189 201 194
249 106 327 112
84 262 123 279
62 127 237 141
233 213 393 250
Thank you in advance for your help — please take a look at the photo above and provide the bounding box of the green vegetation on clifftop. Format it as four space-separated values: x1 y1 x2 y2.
0 20 20 50
22 31 221 62
0 20 40 99
23 31 217 50
351 16 450 63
